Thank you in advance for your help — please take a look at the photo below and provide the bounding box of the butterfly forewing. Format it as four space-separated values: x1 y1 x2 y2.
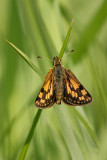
35 69 55 108
63 68 92 106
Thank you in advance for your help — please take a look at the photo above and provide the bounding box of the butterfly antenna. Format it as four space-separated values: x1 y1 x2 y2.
63 50 75 58
36 56 53 62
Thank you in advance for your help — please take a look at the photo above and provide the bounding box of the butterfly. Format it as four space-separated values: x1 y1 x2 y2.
35 56 92 109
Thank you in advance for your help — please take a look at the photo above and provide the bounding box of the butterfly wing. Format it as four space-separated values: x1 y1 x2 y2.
35 69 55 109
62 68 92 106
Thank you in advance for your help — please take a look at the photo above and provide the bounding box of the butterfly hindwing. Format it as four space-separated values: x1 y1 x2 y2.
63 68 92 106
35 69 55 108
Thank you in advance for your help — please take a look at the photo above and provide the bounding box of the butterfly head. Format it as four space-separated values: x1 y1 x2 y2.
53 56 62 66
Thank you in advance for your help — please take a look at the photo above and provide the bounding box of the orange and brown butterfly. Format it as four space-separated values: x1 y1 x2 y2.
35 56 92 109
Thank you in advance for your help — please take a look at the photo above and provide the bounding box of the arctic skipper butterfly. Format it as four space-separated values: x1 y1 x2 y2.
35 56 92 109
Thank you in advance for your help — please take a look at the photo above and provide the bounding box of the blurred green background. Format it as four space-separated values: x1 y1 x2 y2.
0 0 107 159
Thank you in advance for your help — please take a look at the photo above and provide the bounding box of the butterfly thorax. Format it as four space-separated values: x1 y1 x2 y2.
53 56 61 66
53 64 64 104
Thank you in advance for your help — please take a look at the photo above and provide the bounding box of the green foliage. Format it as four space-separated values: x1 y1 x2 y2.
0 0 107 160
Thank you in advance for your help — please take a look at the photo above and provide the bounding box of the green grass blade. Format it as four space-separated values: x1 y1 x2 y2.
58 18 74 59
18 109 42 160
5 39 43 78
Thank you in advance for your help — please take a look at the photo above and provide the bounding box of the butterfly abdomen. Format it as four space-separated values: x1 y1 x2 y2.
53 64 64 104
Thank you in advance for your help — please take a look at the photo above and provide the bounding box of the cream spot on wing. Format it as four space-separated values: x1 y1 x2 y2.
40 99 45 103
81 89 87 95
79 97 82 100
39 92 43 98
36 101 39 105
86 98 91 102
81 96 85 100
72 91 75 97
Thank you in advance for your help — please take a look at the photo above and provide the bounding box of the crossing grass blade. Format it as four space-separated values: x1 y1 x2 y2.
58 18 74 59
18 110 42 160
5 39 43 78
